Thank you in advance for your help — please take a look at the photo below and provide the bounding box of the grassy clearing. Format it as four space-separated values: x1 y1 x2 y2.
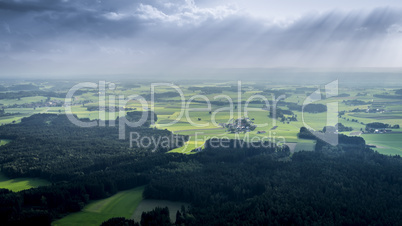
0 115 27 125
169 136 206 154
53 186 144 226
0 107 51 125
362 133 402 156
0 173 50 192
0 139 11 146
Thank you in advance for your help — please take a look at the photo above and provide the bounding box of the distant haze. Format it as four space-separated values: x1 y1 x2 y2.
0 0 402 78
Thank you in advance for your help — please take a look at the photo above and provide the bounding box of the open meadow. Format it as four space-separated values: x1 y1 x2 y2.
52 186 145 226
0 173 50 192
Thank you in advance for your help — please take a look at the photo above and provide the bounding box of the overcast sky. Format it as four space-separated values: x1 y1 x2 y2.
0 0 401 77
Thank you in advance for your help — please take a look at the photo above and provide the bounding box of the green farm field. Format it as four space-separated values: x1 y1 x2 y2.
362 133 402 155
0 173 50 192
0 139 10 146
0 107 50 125
53 186 144 226
0 96 48 106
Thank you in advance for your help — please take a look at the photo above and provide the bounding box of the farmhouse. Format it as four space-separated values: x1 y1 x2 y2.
224 118 256 134
374 129 392 134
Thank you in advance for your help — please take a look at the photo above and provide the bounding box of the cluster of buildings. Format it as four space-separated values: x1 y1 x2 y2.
224 118 257 134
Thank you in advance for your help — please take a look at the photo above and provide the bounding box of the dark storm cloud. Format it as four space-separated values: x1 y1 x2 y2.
0 0 69 12
0 0 401 75
1 1 400 44
0 0 147 53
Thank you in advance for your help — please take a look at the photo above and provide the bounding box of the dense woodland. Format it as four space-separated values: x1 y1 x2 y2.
279 102 327 113
1 114 402 225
